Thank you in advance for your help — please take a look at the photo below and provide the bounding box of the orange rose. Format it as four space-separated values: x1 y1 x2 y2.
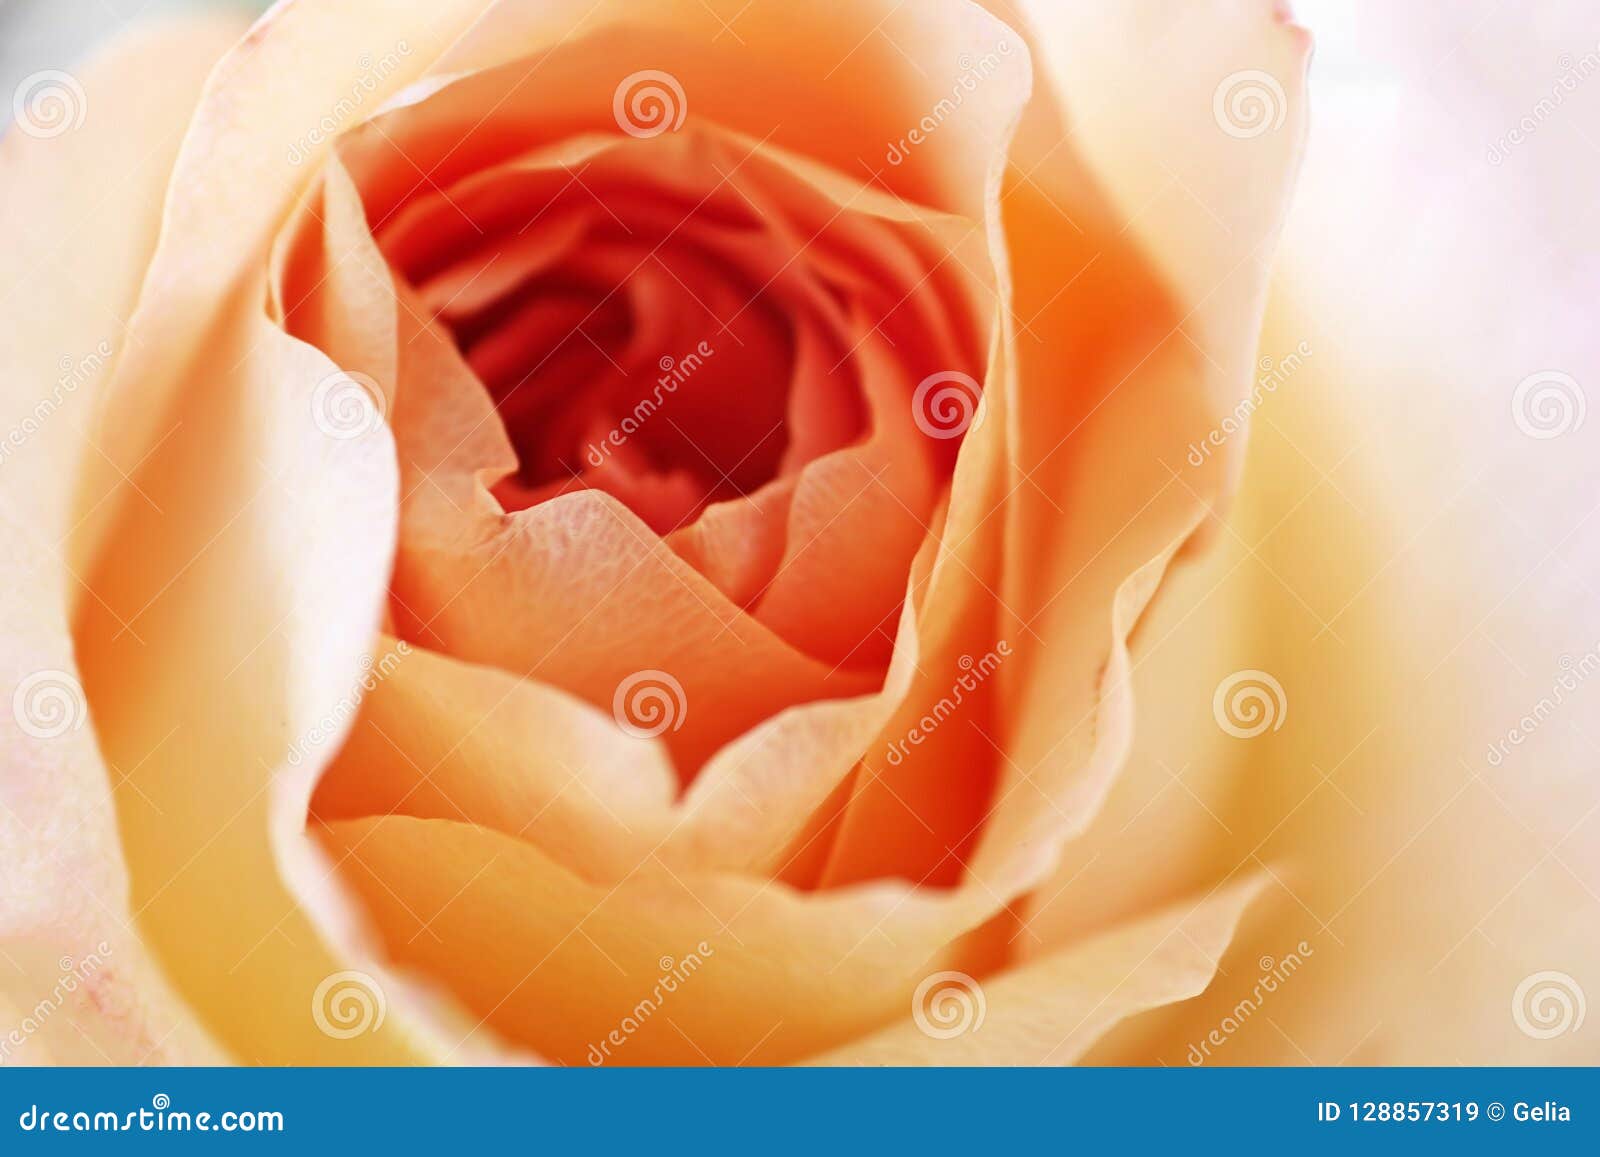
0 0 1313 1065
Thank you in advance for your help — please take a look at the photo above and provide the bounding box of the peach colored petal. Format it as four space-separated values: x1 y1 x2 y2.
347 0 1030 227
314 812 997 1064
665 480 797 608
385 295 876 776
0 12 250 1066
972 0 1311 895
71 0 500 577
55 0 536 1065
268 96 932 884
311 635 681 882
328 4 1028 875
72 303 424 1062
361 121 988 659
820 0 1309 956
811 875 1266 1064
749 319 943 670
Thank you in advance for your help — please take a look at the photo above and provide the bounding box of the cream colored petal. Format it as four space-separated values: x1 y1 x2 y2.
0 13 256 1065
1079 1 1600 1065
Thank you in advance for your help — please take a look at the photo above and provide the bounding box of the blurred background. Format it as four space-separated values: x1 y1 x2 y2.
0 0 263 97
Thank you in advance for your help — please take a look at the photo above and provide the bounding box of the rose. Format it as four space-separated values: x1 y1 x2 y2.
0 0 1314 1067
11 0 1591 1073
54 0 1600 1070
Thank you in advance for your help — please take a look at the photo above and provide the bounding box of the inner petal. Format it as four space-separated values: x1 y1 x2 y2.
297 119 996 781
377 132 879 538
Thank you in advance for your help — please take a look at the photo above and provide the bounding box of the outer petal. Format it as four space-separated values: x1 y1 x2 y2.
1035 1 1600 1066
811 876 1265 1065
0 13 249 1065
833 0 1309 896
61 0 516 1065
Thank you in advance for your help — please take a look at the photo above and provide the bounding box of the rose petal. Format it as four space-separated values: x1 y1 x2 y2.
973 0 1310 895
312 812 1007 1064
1076 0 1600 1064
0 12 250 1066
810 874 1266 1064
60 0 517 1064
